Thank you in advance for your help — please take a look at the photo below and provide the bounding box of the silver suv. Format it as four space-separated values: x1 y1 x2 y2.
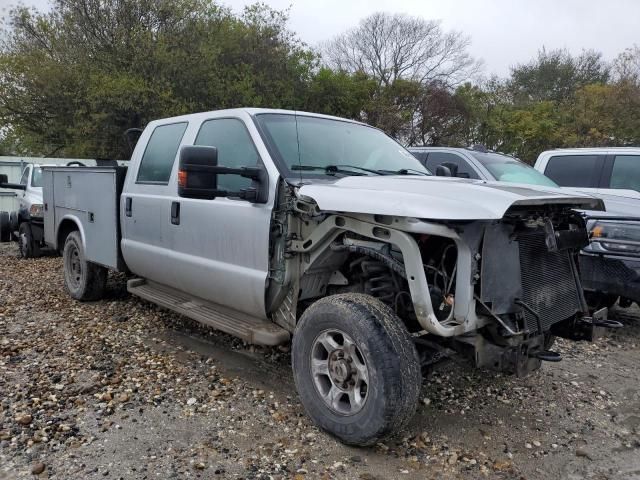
409 146 640 309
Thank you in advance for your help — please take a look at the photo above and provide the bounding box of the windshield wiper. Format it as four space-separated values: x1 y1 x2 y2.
376 168 430 176
291 164 378 176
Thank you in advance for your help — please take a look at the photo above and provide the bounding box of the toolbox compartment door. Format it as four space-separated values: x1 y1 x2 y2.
43 166 126 270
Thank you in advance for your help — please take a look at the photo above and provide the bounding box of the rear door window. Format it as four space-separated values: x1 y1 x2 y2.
609 155 640 192
544 155 601 187
425 152 480 179
137 122 188 184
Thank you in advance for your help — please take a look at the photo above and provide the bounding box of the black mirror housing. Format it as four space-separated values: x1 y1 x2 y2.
0 174 27 191
177 145 268 203
178 145 220 200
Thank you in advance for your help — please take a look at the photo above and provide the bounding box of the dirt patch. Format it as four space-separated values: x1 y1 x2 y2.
1 242 639 479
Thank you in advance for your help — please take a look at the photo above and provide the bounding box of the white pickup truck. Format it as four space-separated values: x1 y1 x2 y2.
43 108 609 445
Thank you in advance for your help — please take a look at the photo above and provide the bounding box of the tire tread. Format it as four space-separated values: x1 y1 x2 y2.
292 293 421 446
63 231 107 301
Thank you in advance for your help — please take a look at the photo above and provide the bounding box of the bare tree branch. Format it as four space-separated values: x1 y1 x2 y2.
323 12 481 88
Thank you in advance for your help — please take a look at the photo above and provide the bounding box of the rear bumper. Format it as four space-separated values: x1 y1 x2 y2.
579 253 640 304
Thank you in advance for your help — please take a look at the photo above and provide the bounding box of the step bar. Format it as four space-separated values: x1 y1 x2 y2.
127 278 290 346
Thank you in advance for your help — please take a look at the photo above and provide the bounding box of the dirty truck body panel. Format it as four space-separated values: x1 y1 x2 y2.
43 108 609 446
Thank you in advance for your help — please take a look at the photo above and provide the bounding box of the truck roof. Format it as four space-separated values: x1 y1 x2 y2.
148 108 367 127
538 147 640 156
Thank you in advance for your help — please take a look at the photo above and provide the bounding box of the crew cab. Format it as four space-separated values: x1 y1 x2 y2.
534 148 640 210
43 109 609 446
410 146 640 310
535 148 640 309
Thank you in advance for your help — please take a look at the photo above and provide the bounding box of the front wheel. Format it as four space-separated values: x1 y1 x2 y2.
63 230 107 301
18 222 40 258
292 293 421 446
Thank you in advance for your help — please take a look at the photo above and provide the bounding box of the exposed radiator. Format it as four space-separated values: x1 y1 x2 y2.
517 230 583 332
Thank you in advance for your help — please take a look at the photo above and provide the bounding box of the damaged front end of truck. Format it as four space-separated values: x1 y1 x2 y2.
269 176 618 378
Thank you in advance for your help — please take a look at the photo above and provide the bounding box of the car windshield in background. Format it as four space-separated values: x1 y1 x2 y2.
470 152 558 187
31 167 43 187
255 114 429 177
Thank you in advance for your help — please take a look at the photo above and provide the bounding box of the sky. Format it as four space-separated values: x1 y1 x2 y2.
2 0 638 77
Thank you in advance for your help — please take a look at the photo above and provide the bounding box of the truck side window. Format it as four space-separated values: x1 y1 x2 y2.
195 118 258 192
610 155 640 192
20 166 30 185
425 152 479 179
544 155 599 187
137 122 188 184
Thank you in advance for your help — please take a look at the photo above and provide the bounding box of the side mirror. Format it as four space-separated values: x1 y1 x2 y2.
435 165 452 177
178 146 220 200
177 145 267 203
0 174 26 191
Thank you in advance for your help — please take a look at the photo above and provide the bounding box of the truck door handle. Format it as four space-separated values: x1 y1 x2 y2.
125 197 132 217
171 201 180 225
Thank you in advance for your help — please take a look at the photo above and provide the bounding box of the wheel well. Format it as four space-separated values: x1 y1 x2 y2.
57 219 79 250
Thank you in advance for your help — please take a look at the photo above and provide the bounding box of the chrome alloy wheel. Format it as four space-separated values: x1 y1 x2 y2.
310 329 369 415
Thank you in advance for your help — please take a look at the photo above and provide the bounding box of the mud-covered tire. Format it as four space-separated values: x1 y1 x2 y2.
0 211 9 242
292 293 421 446
63 230 107 301
18 222 40 258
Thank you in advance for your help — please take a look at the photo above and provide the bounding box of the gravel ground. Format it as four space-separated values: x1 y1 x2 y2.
1 242 639 480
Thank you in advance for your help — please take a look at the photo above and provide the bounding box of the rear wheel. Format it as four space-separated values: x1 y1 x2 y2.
292 293 421 446
18 222 40 258
63 230 107 301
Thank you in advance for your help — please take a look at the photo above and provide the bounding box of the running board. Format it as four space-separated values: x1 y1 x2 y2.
127 279 290 346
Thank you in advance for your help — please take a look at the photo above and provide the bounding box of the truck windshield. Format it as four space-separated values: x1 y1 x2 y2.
255 113 429 177
470 152 558 187
31 167 43 187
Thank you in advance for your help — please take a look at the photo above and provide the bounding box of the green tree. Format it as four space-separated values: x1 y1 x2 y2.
304 68 376 119
567 82 640 147
0 0 316 158
508 48 610 104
